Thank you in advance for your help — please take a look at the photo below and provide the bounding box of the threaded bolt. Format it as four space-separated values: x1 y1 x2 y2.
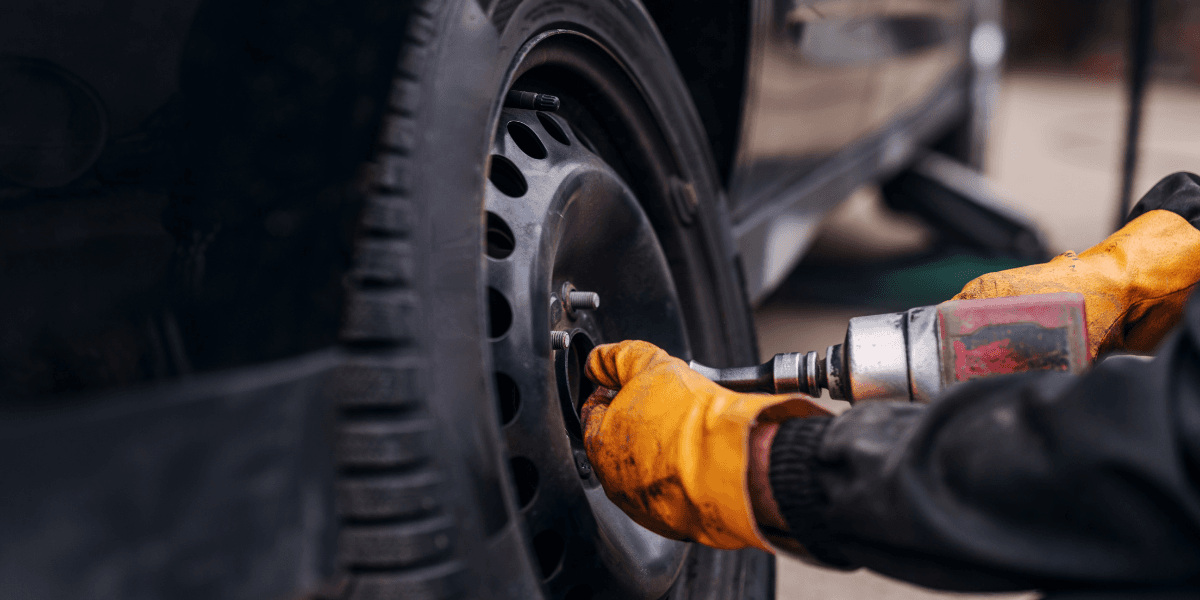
551 331 571 350
567 291 600 311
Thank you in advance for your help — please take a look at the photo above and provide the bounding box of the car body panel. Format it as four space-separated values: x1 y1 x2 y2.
733 74 968 302
731 0 875 221
727 0 992 301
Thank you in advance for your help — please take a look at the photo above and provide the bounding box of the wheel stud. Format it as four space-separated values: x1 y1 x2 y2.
551 331 571 350
567 290 600 311
562 282 600 318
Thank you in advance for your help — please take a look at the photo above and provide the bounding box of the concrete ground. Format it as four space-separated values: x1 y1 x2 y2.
760 73 1200 599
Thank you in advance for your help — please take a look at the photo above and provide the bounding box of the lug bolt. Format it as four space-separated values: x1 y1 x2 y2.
574 450 593 479
551 331 571 350
562 282 601 318
567 290 600 311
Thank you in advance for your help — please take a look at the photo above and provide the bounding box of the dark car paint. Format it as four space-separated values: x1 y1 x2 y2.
0 352 340 600
641 0 751 187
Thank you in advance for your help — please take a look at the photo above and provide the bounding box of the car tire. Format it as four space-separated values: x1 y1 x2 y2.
332 1 774 598
172 0 772 597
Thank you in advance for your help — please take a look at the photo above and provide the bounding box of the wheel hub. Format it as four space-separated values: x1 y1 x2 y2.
485 105 692 599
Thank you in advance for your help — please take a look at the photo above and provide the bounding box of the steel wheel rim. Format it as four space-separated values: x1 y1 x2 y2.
484 31 695 600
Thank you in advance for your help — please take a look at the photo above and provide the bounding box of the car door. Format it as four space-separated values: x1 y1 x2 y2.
729 0 887 300
864 0 972 136
730 0 875 223
729 0 979 302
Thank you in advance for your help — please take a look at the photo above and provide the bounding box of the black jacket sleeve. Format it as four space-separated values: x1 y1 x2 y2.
769 173 1200 593
1127 172 1200 229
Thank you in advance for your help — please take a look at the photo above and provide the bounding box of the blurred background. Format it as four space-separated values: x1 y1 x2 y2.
765 1 1200 598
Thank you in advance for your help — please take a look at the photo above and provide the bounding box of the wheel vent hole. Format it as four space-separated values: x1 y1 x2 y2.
507 121 548 159
537 112 571 146
495 372 520 425
489 155 527 197
488 287 513 339
510 457 538 508
533 529 565 579
564 585 593 600
486 212 515 259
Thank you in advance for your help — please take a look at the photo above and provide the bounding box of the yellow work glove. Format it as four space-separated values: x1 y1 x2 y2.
581 340 830 553
955 209 1200 357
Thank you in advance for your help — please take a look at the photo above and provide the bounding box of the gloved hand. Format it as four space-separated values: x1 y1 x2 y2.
581 340 830 552
955 209 1200 357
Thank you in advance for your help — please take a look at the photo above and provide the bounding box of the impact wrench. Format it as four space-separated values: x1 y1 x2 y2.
690 293 1092 404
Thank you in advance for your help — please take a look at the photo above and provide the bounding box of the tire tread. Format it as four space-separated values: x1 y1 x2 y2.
338 469 444 520
346 560 466 600
332 355 424 409
338 515 456 568
337 418 434 469
336 0 461 597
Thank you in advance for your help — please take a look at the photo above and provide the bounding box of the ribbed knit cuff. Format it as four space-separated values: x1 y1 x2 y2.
769 416 853 568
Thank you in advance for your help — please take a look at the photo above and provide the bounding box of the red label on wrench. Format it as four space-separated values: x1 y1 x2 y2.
937 293 1090 384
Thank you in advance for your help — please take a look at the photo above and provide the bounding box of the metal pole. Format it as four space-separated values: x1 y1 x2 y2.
1116 0 1155 230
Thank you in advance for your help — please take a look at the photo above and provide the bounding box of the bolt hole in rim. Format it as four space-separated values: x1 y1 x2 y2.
487 211 516 259
495 372 521 424
510 456 540 508
508 120 549 159
564 585 593 600
488 287 513 339
534 530 566 579
537 112 571 146
489 154 528 197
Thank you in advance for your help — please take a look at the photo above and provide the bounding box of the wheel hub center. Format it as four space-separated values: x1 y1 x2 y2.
554 328 594 440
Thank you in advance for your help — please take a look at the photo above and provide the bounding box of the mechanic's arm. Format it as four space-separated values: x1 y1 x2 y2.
766 172 1200 592
582 172 1200 591
769 314 1200 592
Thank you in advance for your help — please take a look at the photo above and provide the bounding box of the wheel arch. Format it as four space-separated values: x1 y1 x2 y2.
640 0 751 188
